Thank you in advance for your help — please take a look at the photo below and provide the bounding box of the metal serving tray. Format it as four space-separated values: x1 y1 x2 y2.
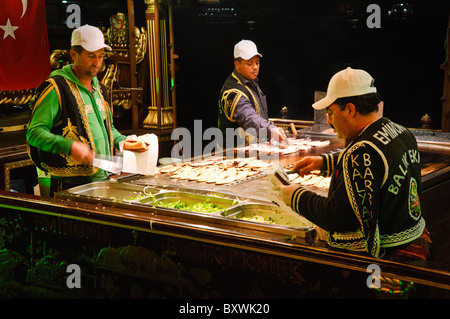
138 191 239 214
54 181 161 203
56 181 315 238
221 203 315 237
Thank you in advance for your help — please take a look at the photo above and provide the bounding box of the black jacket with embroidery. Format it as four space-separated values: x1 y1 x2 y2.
218 71 272 147
291 117 425 258
27 75 114 177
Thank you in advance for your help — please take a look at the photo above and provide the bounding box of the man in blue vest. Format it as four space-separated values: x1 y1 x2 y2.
218 40 286 149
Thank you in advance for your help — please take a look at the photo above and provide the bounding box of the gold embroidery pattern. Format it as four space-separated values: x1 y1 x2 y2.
65 78 97 154
60 118 89 166
380 217 425 247
331 229 365 241
409 177 421 221
47 166 97 177
45 79 100 176
324 230 367 251
325 218 425 252
232 73 261 116
221 89 246 122
97 85 114 155
243 85 261 116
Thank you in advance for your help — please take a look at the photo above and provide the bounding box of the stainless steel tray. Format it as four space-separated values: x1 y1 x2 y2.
54 181 161 202
138 191 239 214
221 204 314 237
56 181 315 238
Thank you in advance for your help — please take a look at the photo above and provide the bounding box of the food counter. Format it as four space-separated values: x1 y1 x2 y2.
0 131 449 299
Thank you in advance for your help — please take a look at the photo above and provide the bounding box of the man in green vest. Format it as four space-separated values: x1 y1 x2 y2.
27 25 130 196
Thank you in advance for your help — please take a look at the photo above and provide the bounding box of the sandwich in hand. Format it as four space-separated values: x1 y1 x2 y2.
122 135 151 152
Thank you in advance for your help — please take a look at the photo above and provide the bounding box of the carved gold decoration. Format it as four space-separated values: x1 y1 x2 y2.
4 159 34 191
50 50 71 70
134 27 148 64
101 13 147 113
0 89 34 105
145 0 156 13
143 106 174 130
103 14 147 63
108 13 129 46
377 275 415 297
142 1 175 132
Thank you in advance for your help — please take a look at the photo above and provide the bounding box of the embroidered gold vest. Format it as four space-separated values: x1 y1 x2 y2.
27 75 114 177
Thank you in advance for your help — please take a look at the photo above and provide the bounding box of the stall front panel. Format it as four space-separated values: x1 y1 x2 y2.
1 191 449 299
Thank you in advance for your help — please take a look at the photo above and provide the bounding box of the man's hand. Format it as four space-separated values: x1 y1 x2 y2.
269 173 300 207
293 156 323 177
125 134 138 141
119 135 138 152
69 141 93 165
271 127 287 143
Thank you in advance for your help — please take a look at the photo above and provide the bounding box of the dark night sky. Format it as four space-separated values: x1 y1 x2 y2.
172 0 450 131
45 0 450 131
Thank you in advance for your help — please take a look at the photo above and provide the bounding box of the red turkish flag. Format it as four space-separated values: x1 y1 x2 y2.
0 0 51 90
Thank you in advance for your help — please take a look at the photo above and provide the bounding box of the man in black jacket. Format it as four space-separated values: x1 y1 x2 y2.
270 67 430 260
218 40 286 148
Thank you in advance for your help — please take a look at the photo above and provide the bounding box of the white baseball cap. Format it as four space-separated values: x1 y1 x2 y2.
71 25 112 52
312 67 377 110
234 40 262 60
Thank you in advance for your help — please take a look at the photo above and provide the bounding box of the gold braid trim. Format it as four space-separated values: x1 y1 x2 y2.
65 78 97 154
97 85 115 155
221 88 246 122
231 72 262 116
32 80 59 111
46 165 98 177
324 230 367 251
28 78 62 127
243 84 261 116
47 78 99 176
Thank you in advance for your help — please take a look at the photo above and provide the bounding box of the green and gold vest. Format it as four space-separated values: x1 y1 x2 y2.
27 75 114 177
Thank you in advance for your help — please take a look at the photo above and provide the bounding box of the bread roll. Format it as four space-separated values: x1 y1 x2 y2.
123 140 148 152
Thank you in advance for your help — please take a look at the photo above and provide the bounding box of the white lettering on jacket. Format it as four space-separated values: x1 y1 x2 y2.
373 121 406 145
388 149 420 195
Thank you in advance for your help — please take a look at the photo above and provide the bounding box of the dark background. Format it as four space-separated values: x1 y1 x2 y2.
44 0 450 131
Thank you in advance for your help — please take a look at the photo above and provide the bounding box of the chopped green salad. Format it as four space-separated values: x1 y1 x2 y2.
127 192 225 213
156 200 222 213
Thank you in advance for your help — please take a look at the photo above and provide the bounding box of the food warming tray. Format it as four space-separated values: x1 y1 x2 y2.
139 191 238 213
55 181 161 202
221 204 314 237
55 181 315 238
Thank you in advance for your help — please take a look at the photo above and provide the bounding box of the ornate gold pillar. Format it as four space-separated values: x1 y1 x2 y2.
441 12 450 132
143 0 176 134
128 0 139 129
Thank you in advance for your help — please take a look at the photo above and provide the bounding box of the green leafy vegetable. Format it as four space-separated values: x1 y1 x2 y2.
155 200 222 213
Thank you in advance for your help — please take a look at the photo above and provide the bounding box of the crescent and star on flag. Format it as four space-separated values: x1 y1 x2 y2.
0 0 28 39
